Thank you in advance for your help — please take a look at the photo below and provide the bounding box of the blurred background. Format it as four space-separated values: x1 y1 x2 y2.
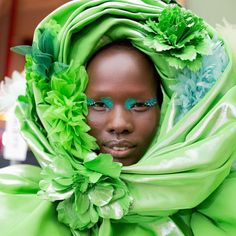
0 0 68 167
0 0 235 167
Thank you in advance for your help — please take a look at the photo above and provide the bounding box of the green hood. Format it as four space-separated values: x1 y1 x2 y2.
1 0 236 235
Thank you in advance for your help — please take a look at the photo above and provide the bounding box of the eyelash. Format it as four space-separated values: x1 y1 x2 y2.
87 98 157 111
125 98 157 111
128 102 151 111
87 98 112 111
91 101 108 110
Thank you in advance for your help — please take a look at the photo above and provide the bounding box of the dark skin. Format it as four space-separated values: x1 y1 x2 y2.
86 44 161 166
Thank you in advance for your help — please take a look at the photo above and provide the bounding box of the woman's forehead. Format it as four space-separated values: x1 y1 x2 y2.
87 44 157 84
88 42 153 69
86 47 158 98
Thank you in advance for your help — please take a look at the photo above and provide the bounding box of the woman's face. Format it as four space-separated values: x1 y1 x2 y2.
86 45 161 166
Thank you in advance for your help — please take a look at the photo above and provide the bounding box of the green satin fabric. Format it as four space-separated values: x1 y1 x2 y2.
0 165 71 236
1 165 236 235
1 0 236 235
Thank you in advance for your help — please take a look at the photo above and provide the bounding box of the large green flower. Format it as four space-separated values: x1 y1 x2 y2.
41 65 98 158
143 4 212 71
39 153 133 230
12 26 98 159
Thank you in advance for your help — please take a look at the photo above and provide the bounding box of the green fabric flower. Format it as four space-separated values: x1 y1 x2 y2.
41 65 98 158
143 4 212 71
12 26 98 159
39 153 133 230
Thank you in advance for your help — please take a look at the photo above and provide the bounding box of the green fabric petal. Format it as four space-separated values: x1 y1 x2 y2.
88 184 114 207
84 153 122 179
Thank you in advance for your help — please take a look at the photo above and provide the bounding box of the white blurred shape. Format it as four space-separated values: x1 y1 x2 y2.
0 71 27 162
0 71 26 112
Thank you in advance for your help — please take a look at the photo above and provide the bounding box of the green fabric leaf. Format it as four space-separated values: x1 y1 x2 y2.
38 180 74 201
57 193 99 230
38 29 55 56
172 45 197 61
111 187 126 202
57 195 84 229
32 64 48 78
75 192 90 215
89 204 99 224
166 56 186 69
97 189 132 220
187 55 203 72
47 120 65 136
54 178 74 187
143 37 173 52
51 77 76 97
84 153 122 179
78 66 89 92
32 52 52 67
73 164 102 184
10 45 32 56
98 201 124 219
195 37 213 55
49 156 74 177
52 62 69 74
88 184 114 207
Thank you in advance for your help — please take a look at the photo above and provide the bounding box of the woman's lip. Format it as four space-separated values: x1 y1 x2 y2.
102 145 135 158
103 140 135 149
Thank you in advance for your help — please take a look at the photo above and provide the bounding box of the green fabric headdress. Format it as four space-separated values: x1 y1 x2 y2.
4 0 236 235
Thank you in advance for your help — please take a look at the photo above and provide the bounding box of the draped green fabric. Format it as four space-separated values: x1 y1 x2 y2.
1 0 236 235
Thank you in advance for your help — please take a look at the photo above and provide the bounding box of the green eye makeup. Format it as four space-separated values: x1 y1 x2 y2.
87 97 113 109
100 97 113 109
124 98 157 110
87 98 96 106
124 98 137 110
87 97 157 110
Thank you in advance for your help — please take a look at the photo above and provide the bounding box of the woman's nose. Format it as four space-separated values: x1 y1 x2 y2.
106 106 134 135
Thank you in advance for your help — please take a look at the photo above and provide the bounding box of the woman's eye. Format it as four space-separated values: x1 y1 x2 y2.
125 98 157 111
87 97 113 111
132 103 149 111
90 101 108 111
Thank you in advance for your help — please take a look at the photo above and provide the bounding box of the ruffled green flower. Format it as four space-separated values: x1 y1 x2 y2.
42 65 98 158
13 26 98 159
143 4 212 71
39 153 133 230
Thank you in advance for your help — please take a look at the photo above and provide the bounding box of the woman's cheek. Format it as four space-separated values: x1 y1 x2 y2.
87 111 105 135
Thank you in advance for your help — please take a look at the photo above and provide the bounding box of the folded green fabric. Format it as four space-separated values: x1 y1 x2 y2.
1 0 236 235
